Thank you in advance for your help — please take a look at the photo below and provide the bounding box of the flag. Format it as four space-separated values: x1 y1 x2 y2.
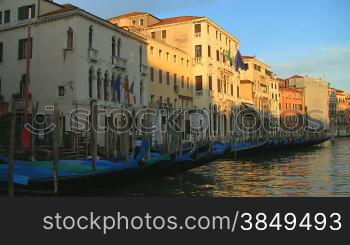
233 50 248 72
123 77 130 105
129 78 137 104
113 76 121 102
226 48 233 61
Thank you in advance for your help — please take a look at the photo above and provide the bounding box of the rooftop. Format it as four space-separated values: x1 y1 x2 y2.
149 16 203 27
40 3 78 17
289 75 304 79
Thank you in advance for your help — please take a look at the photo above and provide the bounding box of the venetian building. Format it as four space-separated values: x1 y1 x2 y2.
335 89 348 136
279 78 305 131
0 0 148 146
287 75 330 130
328 87 337 136
109 13 243 141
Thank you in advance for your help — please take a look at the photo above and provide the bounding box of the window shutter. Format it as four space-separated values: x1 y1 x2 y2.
18 39 23 60
30 5 35 19
18 7 23 20
0 43 3 63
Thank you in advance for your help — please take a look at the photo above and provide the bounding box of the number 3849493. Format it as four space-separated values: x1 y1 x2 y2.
240 213 342 231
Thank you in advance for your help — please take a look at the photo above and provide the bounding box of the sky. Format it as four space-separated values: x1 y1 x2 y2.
55 0 350 91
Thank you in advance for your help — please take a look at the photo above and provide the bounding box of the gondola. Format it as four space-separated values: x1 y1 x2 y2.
0 140 152 193
159 143 213 175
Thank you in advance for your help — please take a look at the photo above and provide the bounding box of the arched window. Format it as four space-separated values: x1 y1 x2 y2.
104 71 109 101
139 46 143 72
20 74 26 98
67 27 74 49
89 25 94 49
97 69 102 100
117 38 121 57
89 67 94 98
112 36 116 57
111 73 117 102
139 80 143 105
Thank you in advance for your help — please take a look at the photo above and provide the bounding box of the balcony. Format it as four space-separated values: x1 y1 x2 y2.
209 90 215 98
158 102 171 110
12 93 32 112
195 91 203 97
112 56 127 70
88 48 98 62
193 57 203 65
141 64 148 76
174 85 180 94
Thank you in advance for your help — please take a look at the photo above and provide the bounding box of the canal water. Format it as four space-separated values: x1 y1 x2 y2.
83 137 350 197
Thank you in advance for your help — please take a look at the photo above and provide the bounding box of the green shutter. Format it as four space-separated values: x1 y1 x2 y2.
18 39 24 60
0 43 3 63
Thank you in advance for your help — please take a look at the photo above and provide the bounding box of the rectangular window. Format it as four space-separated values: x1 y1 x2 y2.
0 12 2 25
18 5 35 21
150 67 154 82
181 76 184 88
216 31 218 39
195 76 203 91
159 70 163 84
174 55 177 63
209 76 212 91
217 79 221 93
151 32 155 39
231 84 233 95
216 50 220 62
194 24 201 33
187 59 189 67
207 24 210 34
0 43 3 63
237 87 240 98
166 72 170 85
139 19 144 26
58 86 65 97
245 63 249 69
4 10 10 24
18 38 33 60
187 77 189 89
132 20 136 25
208 45 211 57
150 47 154 55
159 49 162 58
195 45 202 57
174 74 177 86
162 30 167 39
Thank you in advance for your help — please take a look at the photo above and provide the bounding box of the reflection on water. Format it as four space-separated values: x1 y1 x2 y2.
85 138 350 197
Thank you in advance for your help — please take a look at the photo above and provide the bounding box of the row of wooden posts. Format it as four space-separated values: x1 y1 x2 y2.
6 100 329 196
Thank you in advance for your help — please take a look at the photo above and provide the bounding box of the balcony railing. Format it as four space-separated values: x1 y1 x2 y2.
194 32 201 38
193 57 203 65
174 85 180 94
112 56 127 70
195 91 203 97
88 48 98 62
141 64 148 75
209 90 215 98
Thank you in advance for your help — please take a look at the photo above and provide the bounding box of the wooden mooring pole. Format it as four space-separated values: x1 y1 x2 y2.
52 103 60 194
8 101 17 197
90 100 97 171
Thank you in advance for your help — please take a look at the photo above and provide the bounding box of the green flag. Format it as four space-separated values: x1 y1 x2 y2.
226 48 233 63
